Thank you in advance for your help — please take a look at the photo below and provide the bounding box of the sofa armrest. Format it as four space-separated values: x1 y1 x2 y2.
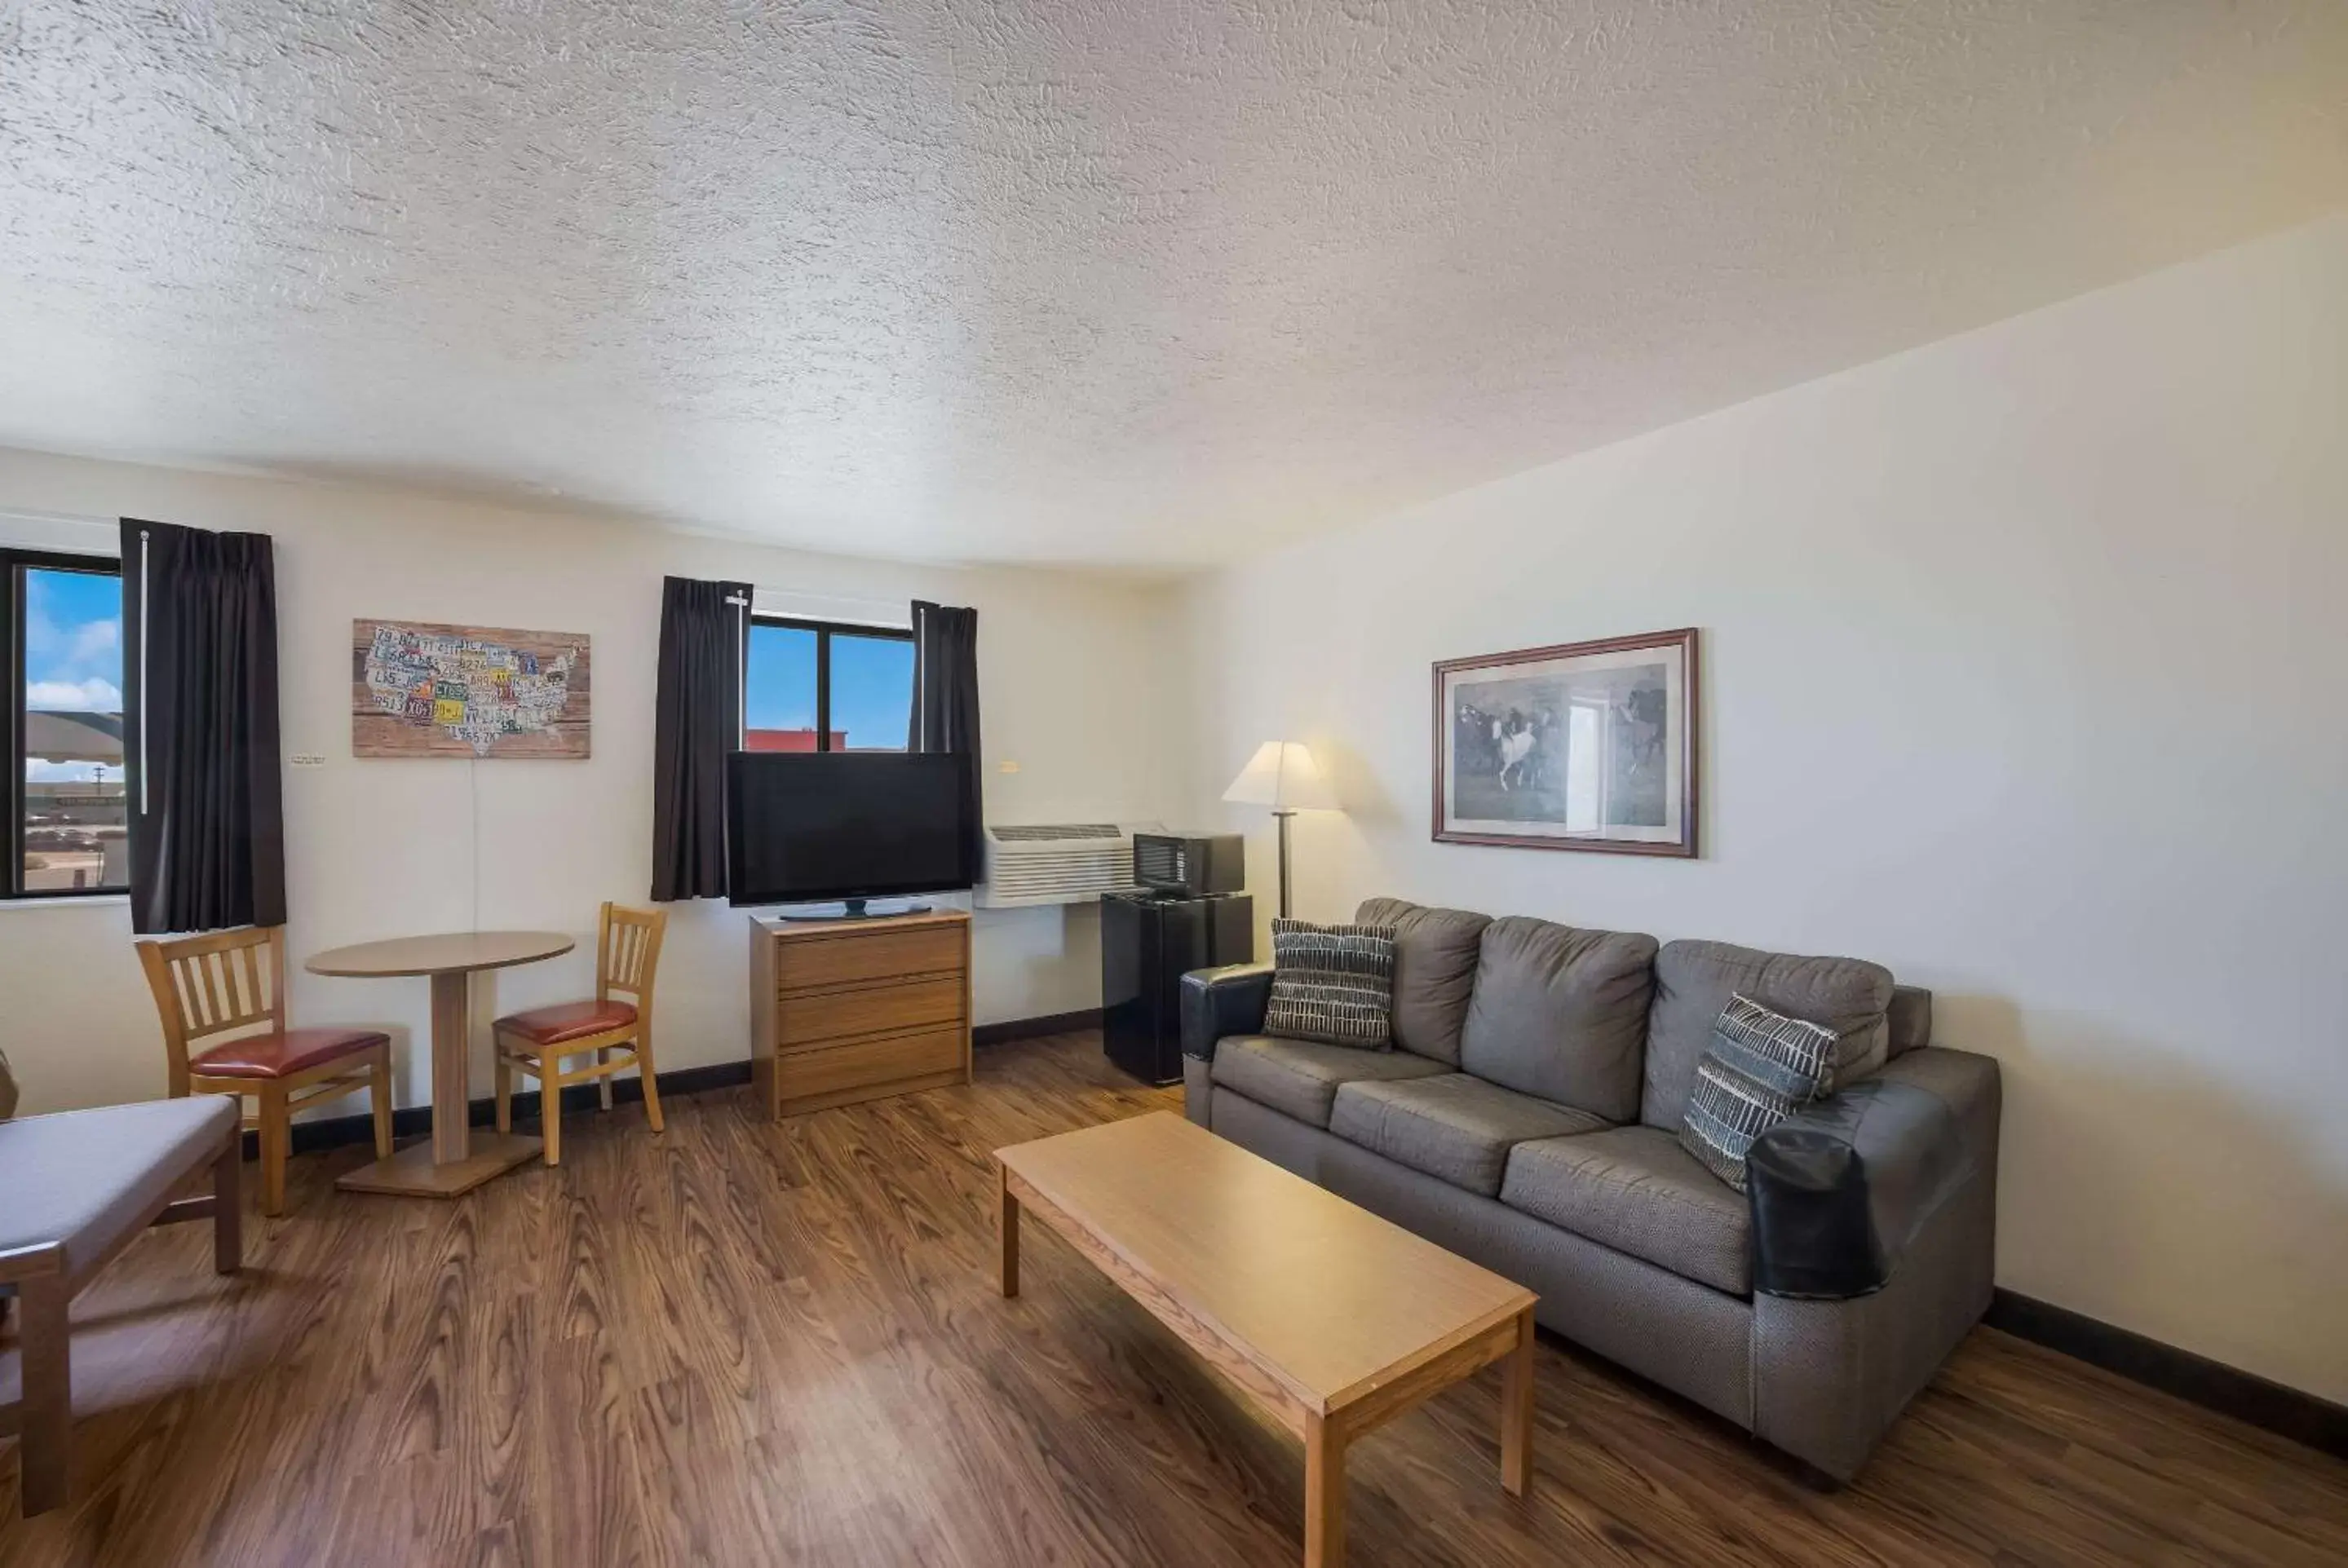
1748 1046 2000 1301
1178 964 1275 1063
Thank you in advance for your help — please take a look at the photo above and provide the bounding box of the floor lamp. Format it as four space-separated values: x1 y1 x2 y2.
1221 740 1338 920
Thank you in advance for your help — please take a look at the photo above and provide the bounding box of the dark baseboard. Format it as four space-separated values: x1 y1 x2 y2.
1987 1288 2348 1460
974 1008 1102 1047
263 1011 1099 1158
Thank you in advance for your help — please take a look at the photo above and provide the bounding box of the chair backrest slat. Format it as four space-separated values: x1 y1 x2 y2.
135 925 287 1097
597 902 667 1006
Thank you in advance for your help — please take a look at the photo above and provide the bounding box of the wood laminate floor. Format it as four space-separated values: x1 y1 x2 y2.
4 1032 2344 1566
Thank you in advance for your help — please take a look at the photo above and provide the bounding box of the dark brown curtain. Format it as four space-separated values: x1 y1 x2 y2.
121 518 286 934
909 600 983 872
651 576 750 901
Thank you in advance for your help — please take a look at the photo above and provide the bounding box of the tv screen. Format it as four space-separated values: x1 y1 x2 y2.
726 751 974 907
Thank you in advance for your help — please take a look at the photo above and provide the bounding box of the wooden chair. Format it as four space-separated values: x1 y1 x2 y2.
493 903 667 1166
135 926 394 1217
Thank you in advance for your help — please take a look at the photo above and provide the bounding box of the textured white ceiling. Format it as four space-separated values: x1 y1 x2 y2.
3 3 2345 571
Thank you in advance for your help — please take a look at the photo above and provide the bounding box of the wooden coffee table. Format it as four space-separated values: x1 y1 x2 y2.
994 1111 1537 1566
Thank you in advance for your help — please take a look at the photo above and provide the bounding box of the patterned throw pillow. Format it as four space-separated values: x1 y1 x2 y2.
1263 920 1397 1050
1679 992 1841 1192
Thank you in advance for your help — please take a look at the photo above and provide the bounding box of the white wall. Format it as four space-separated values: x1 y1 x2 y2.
1174 216 2348 1402
1 452 1177 1120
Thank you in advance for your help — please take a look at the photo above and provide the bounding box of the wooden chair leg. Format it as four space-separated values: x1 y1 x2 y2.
18 1271 72 1516
258 1084 290 1217
369 1049 395 1159
597 1046 613 1113
541 1057 563 1167
213 1133 243 1275
493 1039 513 1135
636 1031 665 1135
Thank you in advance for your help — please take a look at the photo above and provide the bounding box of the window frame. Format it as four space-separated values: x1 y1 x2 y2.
745 614 916 753
3 545 128 901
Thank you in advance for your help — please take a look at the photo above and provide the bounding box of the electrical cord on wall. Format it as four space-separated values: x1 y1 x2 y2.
469 753 481 933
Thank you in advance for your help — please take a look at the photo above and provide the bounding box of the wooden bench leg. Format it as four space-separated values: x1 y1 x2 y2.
17 1271 71 1516
213 1132 243 1275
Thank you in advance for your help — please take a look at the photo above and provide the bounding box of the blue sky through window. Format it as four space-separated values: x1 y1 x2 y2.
833 634 913 750
745 623 817 731
744 622 913 750
24 567 123 783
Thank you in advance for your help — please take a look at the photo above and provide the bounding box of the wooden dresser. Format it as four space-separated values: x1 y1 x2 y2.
750 910 973 1117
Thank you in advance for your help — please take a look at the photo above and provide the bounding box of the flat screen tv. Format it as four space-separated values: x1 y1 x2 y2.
725 751 975 912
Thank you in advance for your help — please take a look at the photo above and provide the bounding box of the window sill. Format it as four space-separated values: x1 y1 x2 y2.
0 893 129 912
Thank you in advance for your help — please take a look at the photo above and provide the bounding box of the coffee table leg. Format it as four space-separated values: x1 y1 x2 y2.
1501 1306 1534 1497
1305 1409 1346 1567
998 1164 1019 1298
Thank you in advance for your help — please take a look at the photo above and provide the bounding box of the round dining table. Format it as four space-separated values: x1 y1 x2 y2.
307 930 575 1197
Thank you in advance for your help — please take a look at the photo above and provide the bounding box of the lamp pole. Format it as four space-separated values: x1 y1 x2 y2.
1274 808 1295 920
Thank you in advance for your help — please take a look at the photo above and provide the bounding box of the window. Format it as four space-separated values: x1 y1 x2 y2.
744 616 916 754
3 549 127 898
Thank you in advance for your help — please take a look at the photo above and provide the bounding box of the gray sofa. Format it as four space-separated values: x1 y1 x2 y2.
1178 897 2001 1482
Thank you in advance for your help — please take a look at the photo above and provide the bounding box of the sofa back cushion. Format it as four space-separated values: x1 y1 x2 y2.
1457 916 1657 1120
1887 984 1933 1058
1643 939 1894 1129
1355 897 1492 1065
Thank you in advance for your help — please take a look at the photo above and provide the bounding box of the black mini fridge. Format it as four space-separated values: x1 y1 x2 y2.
1100 890 1254 1086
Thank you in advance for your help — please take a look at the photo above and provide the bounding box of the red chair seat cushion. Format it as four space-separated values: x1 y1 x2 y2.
191 1026 389 1080
497 999 638 1047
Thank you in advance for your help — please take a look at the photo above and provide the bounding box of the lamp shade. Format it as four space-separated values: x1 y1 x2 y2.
1221 740 1338 811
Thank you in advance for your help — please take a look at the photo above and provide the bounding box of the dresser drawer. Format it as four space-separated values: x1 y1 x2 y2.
776 1027 965 1106
778 923 963 992
777 974 964 1045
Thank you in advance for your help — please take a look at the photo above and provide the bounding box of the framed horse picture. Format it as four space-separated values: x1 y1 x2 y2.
1433 627 1698 857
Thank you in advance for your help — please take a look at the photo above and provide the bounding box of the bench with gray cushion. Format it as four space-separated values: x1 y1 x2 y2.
1180 897 2000 1483
1 1095 244 1516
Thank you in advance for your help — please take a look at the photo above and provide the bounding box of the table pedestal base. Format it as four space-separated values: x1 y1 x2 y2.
336 1132 543 1198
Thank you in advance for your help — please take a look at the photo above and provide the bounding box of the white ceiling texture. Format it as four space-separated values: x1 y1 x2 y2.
3 2 2345 571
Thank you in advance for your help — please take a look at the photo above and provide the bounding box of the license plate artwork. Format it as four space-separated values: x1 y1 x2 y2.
352 620 592 758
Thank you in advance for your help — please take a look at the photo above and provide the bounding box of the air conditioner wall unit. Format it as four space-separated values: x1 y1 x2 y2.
975 822 1157 908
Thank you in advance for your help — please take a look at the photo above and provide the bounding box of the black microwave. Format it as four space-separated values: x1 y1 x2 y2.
1131 832 1245 898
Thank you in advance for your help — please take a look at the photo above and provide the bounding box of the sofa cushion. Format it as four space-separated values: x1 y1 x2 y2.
1330 1072 1607 1196
1209 1036 1449 1129
1355 898 1491 1065
1262 920 1396 1049
1501 1125 1752 1296
1643 940 1894 1130
1457 916 1657 1122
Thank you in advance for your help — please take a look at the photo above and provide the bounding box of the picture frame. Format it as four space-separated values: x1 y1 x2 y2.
352 619 592 759
1432 627 1698 857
